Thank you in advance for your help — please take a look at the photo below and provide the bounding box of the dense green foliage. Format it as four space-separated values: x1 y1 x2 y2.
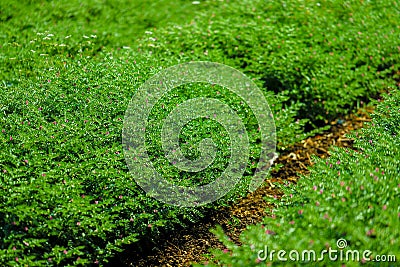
137 0 399 124
199 91 400 266
1 0 399 265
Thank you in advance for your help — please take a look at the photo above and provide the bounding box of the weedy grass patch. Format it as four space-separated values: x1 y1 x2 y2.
199 91 400 266
139 0 399 128
1 0 399 265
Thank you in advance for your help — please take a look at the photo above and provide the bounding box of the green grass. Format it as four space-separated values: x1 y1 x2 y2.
1 0 213 81
137 0 399 124
1 0 399 265
201 90 400 267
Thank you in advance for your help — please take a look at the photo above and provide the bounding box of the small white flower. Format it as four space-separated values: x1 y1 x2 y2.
59 44 66 47
90 35 97 38
122 46 131 49
83 35 89 39
192 1 200 4
65 35 71 39
47 34 54 37
30 50 36 53
145 31 153 35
